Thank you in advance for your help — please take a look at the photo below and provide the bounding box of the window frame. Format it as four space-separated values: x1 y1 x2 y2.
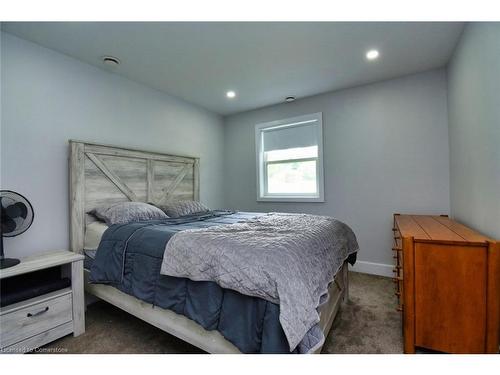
255 112 325 202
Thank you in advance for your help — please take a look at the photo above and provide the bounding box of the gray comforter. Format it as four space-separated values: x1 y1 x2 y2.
160 212 359 353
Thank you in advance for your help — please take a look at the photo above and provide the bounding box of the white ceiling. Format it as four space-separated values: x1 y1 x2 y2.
2 22 464 115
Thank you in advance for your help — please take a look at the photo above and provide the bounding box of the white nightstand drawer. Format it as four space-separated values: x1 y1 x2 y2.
0 288 73 348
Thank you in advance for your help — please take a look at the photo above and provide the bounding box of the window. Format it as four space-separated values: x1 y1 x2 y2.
255 112 324 202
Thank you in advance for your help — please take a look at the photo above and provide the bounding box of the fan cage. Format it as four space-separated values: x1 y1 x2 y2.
0 190 35 237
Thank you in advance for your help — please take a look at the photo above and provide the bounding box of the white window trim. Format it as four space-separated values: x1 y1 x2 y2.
255 112 325 203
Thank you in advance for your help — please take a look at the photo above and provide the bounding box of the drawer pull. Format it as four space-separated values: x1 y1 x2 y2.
27 306 49 318
392 277 403 282
396 306 403 312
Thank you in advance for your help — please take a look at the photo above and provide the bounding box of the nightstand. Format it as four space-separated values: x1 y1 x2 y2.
0 251 85 353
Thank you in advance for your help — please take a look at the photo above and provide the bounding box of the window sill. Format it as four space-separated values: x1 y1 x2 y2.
257 196 325 203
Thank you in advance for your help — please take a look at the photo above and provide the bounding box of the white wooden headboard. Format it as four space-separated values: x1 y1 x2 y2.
69 140 199 253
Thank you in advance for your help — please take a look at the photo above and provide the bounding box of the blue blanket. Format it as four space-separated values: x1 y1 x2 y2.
89 212 296 353
89 211 356 353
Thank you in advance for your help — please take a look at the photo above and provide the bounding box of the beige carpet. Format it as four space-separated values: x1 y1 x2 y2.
323 272 403 353
40 272 403 354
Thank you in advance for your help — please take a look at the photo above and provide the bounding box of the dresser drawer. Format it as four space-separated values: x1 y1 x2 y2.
0 289 73 348
392 221 404 310
393 228 402 250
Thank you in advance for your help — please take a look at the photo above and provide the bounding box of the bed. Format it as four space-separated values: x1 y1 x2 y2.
69 140 357 354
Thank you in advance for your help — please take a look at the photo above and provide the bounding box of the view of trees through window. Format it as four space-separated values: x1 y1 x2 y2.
264 146 318 195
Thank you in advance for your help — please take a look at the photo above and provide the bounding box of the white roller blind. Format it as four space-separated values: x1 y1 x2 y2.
262 120 319 152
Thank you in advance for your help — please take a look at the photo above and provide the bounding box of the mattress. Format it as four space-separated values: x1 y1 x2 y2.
84 221 109 252
83 221 108 269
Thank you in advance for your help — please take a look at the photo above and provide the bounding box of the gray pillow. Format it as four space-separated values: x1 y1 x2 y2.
158 200 209 218
90 201 168 225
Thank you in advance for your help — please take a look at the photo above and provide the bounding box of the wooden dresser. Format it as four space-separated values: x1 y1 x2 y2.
392 214 499 354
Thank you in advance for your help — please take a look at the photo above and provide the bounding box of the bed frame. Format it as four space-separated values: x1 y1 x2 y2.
69 140 349 353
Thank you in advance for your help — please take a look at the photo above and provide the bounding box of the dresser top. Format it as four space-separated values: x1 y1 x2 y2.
394 214 494 245
0 250 84 279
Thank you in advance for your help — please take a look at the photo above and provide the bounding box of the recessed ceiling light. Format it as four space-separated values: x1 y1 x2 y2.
102 56 120 67
366 49 380 60
226 90 236 99
285 96 296 103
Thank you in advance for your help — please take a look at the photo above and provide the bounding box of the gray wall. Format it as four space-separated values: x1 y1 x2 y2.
447 23 500 239
0 28 3 189
1 33 225 258
223 70 451 274
2 30 470 273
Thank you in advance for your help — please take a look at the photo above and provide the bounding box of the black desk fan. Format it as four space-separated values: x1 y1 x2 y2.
0 190 34 269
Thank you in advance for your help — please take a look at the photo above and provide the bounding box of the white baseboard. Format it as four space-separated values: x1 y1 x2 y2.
349 260 393 277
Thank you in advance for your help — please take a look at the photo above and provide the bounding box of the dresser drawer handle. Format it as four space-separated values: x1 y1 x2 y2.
27 306 49 317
